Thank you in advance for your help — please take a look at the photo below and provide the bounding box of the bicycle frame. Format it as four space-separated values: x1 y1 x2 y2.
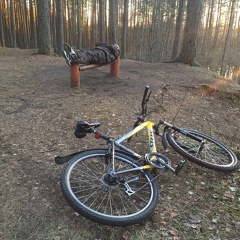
107 118 182 176
115 120 156 157
110 120 171 174
56 118 183 173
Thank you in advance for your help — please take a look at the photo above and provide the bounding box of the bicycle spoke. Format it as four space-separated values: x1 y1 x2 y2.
167 129 238 171
61 150 158 226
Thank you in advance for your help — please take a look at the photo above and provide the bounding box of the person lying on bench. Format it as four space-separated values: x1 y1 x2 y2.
63 42 121 66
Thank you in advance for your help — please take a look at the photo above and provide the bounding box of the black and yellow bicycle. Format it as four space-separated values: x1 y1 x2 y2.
56 85 238 226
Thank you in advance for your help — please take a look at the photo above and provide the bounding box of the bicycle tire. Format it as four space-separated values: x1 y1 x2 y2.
166 129 238 171
60 149 159 226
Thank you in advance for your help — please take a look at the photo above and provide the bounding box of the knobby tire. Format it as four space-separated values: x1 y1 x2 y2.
60 149 159 226
167 129 238 171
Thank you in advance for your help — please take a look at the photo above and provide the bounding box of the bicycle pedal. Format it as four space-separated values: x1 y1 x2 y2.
175 160 185 175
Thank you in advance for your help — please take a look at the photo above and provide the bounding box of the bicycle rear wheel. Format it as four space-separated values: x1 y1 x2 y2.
60 149 159 226
167 129 238 172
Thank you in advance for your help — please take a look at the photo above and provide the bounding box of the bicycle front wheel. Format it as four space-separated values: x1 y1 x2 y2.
167 129 238 172
60 149 159 226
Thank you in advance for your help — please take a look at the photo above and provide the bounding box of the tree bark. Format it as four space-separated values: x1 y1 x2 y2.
10 0 16 48
174 0 203 66
0 0 5 47
212 0 222 49
171 0 186 59
99 0 105 42
121 0 128 58
36 0 52 54
109 0 117 43
76 0 82 49
56 0 64 55
238 15 240 45
220 0 236 76
29 0 37 48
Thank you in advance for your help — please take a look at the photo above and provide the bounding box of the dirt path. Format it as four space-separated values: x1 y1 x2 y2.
0 47 240 240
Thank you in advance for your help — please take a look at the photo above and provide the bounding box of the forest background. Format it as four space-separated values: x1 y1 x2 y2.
0 0 240 82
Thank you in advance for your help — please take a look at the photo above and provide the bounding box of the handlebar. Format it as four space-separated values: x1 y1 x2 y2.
127 86 152 143
141 85 151 117
140 86 164 136
143 85 150 100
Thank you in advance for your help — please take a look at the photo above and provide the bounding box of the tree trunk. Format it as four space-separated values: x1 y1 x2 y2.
212 0 222 49
51 0 57 52
171 0 186 59
10 0 16 48
220 0 236 76
23 0 29 48
238 15 240 45
164 0 177 61
175 0 203 66
90 0 97 46
76 0 82 49
56 0 64 55
71 0 76 46
121 0 128 58
99 0 105 42
18 0 28 48
36 0 52 54
66 0 72 44
109 0 117 43
0 0 5 46
29 0 37 48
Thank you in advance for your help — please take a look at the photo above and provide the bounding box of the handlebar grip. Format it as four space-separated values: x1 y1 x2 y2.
143 85 150 100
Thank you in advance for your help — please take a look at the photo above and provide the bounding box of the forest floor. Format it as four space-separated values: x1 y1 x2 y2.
0 47 240 240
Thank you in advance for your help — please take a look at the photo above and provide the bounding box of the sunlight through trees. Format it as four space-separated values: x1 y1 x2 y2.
0 0 239 81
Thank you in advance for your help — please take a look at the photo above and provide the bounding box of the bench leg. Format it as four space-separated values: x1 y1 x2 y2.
110 57 120 77
70 63 80 87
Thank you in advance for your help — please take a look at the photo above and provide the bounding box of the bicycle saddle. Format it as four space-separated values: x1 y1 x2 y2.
74 121 100 138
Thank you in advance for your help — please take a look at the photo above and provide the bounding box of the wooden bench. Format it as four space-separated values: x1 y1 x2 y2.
70 57 120 87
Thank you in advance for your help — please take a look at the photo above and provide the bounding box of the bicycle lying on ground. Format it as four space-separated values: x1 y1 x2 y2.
55 85 238 226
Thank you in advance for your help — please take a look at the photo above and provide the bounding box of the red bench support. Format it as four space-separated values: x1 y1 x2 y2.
70 57 120 88
70 64 80 88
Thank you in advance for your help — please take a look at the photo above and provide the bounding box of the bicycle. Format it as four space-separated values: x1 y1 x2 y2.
55 85 238 226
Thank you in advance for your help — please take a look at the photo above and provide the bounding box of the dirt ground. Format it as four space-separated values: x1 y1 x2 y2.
0 47 240 240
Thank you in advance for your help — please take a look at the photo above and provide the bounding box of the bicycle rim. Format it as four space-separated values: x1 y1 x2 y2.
167 129 238 171
60 150 158 226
